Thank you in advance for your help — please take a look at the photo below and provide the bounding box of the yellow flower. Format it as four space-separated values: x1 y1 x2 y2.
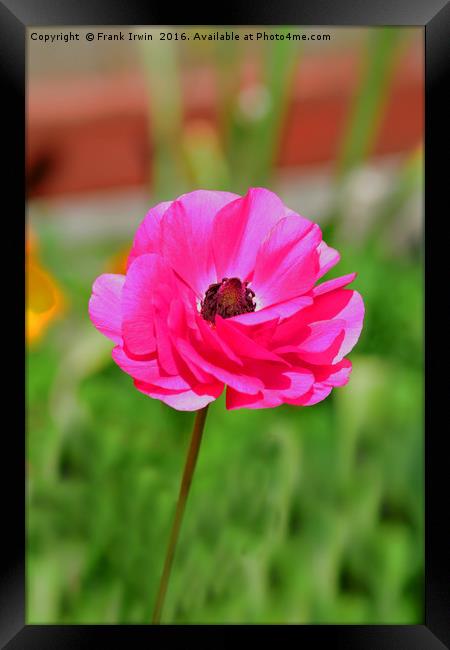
26 232 65 345
106 245 131 275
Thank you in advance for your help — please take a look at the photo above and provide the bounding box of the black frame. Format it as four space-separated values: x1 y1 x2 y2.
3 0 449 646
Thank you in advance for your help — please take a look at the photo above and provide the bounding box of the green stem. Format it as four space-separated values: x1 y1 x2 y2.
152 405 210 624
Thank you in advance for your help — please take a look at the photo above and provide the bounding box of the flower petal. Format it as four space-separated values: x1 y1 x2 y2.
233 295 313 325
272 289 364 364
134 380 223 411
252 216 321 307
282 359 352 406
276 320 346 365
121 254 163 356
213 188 288 281
313 273 357 297
196 315 244 366
317 241 340 279
287 383 333 406
313 358 353 386
225 388 263 410
161 190 238 296
226 368 314 410
176 337 264 395
112 346 190 390
215 316 289 366
88 273 125 344
127 201 172 269
307 290 365 363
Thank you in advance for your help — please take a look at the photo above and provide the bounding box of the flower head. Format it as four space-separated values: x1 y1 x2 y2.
26 228 65 345
89 188 364 411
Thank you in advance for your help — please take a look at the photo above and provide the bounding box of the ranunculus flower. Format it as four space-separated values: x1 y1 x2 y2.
89 188 364 411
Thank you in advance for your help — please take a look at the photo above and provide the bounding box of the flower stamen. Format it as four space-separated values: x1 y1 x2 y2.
200 277 256 323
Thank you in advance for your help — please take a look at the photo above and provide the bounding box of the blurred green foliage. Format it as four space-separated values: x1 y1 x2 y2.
336 28 405 179
27 27 423 624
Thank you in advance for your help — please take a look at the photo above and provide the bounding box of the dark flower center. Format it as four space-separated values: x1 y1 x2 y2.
200 277 256 323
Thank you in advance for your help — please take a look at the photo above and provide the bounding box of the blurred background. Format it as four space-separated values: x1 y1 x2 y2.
26 26 424 624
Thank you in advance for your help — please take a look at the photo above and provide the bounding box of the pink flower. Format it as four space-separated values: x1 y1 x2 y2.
89 188 364 411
